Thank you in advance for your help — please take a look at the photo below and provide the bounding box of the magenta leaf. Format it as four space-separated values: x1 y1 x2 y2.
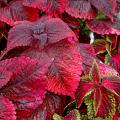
0 56 52 118
0 0 39 26
0 67 12 89
23 0 67 17
8 17 77 50
110 54 120 74
0 96 16 120
65 0 97 19
102 76 120 96
90 0 116 20
86 19 120 35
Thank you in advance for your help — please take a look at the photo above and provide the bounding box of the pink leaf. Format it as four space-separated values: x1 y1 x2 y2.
0 0 39 26
110 54 120 74
102 76 120 96
23 0 67 17
86 19 120 35
0 96 16 120
0 67 12 89
0 56 52 118
65 0 97 19
8 17 77 50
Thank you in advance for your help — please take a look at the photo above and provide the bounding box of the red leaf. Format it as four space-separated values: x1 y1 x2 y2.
102 76 120 96
98 61 118 77
8 17 77 50
18 40 82 98
46 41 82 98
110 54 120 74
65 0 97 19
0 67 12 89
89 61 101 84
76 81 93 107
76 61 119 117
96 90 115 117
86 19 120 35
23 0 67 17
0 96 16 120
21 92 67 120
0 56 52 118
0 0 39 26
90 0 116 20
77 43 96 67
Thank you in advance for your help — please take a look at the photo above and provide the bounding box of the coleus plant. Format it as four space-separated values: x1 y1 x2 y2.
0 0 120 120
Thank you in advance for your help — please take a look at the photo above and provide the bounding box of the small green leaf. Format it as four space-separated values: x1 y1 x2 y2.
53 113 62 120
96 12 106 20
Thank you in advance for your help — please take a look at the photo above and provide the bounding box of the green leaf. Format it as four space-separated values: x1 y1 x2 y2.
84 95 95 119
53 113 62 120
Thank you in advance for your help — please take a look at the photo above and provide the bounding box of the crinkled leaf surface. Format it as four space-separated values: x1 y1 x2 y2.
23 0 67 16
8 17 77 51
0 67 12 89
0 56 52 118
0 96 16 120
17 40 82 98
0 0 39 26
77 43 118 77
23 92 67 120
89 0 116 20
46 41 82 98
65 0 97 19
86 19 120 35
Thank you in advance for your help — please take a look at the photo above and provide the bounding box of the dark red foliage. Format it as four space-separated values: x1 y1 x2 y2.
7 17 77 51
86 19 120 35
23 0 68 17
65 0 97 19
0 0 120 120
0 0 39 26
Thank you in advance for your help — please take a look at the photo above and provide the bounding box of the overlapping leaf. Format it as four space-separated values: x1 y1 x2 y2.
20 92 67 120
86 19 120 35
0 56 52 118
77 43 118 77
0 96 16 120
89 0 116 20
0 0 39 26
76 61 120 117
16 40 82 98
23 0 68 16
65 0 97 19
53 109 81 120
110 54 120 74
8 17 77 51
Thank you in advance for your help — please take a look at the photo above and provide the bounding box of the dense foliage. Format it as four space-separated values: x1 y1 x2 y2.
0 0 120 120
